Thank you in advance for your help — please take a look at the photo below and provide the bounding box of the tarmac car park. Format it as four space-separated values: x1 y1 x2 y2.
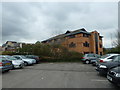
1 54 120 88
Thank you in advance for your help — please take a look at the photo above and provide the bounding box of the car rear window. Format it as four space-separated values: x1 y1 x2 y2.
87 54 94 57
113 56 120 62
108 56 117 59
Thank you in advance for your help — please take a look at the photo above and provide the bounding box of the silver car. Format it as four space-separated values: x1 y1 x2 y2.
81 54 101 64
1 55 24 69
13 55 36 65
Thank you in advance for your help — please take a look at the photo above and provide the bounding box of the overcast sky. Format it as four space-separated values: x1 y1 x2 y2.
1 2 118 48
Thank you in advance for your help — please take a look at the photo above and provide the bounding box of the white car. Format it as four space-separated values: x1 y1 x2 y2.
13 55 36 65
1 55 24 69
97 54 119 64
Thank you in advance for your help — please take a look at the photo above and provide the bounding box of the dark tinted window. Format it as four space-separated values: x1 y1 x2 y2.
83 34 89 37
96 54 101 58
69 35 75 38
113 56 120 62
69 42 76 48
108 56 117 59
87 54 95 57
14 56 21 59
83 42 89 47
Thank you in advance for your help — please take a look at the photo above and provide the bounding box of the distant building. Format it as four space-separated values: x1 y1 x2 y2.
42 28 103 55
0 46 3 51
2 41 34 52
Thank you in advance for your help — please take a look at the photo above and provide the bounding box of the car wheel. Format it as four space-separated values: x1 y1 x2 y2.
24 62 28 66
6 70 10 72
12 65 15 70
92 63 96 66
21 66 24 69
85 60 90 64
20 65 24 69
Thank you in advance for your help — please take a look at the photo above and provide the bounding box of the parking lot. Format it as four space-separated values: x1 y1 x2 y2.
2 63 119 88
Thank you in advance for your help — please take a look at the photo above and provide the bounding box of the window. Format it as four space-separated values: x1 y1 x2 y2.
87 54 94 57
108 56 117 59
95 54 101 58
54 39 57 42
113 56 120 62
100 44 102 48
84 52 89 54
83 34 89 37
83 42 89 47
69 42 76 48
69 35 75 38
100 52 102 56
14 56 21 59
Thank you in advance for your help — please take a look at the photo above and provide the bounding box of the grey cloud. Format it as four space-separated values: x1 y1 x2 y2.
2 2 118 48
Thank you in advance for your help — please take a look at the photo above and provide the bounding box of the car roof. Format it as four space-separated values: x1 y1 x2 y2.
107 54 119 55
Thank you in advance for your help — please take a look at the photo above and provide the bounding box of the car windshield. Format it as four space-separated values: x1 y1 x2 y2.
7 56 18 60
21 56 27 59
0 58 2 62
101 54 110 59
0 57 7 61
113 56 120 62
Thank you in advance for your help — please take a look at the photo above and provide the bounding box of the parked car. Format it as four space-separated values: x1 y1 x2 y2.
25 55 40 64
2 55 25 69
107 66 120 87
13 55 36 65
96 55 120 76
81 53 101 64
93 54 119 66
0 57 13 73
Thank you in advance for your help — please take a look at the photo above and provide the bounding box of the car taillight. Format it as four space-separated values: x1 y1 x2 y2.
0 62 2 66
82 57 85 59
100 60 104 62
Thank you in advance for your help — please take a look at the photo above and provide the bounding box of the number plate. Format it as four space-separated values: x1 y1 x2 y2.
107 75 112 81
5 63 11 65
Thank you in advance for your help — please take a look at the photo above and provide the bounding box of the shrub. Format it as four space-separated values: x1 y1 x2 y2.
15 42 83 62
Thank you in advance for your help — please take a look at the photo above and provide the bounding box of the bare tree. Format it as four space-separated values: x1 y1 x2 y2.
113 30 120 47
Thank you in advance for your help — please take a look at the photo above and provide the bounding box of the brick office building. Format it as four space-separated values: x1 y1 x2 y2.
42 28 103 55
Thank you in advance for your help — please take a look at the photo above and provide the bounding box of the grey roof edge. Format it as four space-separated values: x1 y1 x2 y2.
42 30 91 42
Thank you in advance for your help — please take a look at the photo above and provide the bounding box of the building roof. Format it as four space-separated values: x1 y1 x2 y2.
42 28 91 42
6 41 17 44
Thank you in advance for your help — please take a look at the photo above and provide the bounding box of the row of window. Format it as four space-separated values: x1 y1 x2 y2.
69 34 89 39
68 42 102 48
46 34 102 43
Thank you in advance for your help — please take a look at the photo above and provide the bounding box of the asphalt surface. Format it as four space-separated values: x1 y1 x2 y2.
2 63 119 88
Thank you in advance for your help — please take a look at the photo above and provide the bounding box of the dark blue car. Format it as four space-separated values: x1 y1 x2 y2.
0 57 13 73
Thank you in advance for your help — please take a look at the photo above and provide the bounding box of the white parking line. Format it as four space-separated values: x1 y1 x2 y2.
10 70 23 72
91 79 108 82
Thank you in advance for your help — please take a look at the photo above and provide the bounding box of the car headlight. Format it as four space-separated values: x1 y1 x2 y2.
12 61 18 64
99 65 107 68
115 73 120 77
